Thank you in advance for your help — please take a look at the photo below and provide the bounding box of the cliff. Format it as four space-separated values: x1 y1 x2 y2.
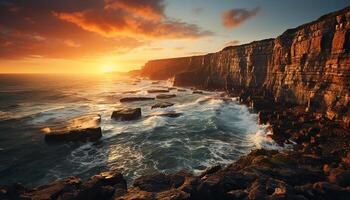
141 6 350 128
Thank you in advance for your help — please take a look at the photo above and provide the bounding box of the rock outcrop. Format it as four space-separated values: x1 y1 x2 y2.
43 114 102 143
141 6 350 127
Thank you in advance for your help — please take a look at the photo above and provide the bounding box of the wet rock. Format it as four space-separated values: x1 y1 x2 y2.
156 94 176 99
122 90 140 94
147 89 169 93
8 171 127 200
152 81 160 84
151 112 182 118
177 89 186 92
43 114 102 143
199 165 221 178
328 168 350 187
120 97 155 102
192 91 203 94
111 108 141 121
151 102 174 109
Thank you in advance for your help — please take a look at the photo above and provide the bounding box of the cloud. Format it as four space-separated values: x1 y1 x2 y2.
55 0 211 39
222 7 260 28
224 40 240 46
0 0 211 59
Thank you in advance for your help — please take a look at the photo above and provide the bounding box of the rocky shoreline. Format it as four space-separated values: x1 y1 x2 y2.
2 5 350 200
1 89 350 200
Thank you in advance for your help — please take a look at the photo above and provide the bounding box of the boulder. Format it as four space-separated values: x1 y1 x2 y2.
43 114 102 143
7 171 127 200
151 102 174 109
111 108 141 121
120 97 155 102
156 94 176 99
328 168 350 187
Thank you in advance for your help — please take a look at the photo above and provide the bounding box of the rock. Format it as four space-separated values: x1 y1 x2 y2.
199 165 221 178
152 112 182 118
312 182 350 200
147 89 169 93
152 81 160 84
177 89 186 92
140 6 350 125
192 91 203 94
43 114 102 143
111 108 141 121
156 94 176 99
133 172 188 193
168 87 177 90
22 176 82 200
151 102 174 109
122 90 140 94
328 168 350 187
120 97 155 102
5 172 127 200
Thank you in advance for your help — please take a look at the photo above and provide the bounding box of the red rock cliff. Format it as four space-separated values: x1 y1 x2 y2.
141 6 350 126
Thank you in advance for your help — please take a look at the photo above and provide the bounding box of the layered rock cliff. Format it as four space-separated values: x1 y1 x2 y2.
141 6 350 127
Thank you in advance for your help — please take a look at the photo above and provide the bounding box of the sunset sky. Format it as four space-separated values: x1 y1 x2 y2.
0 0 349 74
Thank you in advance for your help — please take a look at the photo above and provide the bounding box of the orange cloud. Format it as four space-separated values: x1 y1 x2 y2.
105 0 165 21
0 0 210 59
55 1 211 39
222 7 260 28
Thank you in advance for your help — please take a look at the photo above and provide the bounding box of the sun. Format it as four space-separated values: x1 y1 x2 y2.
101 66 114 73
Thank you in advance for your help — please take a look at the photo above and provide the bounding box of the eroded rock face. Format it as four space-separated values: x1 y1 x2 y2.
141 6 350 126
43 114 102 143
111 108 141 121
1 171 126 200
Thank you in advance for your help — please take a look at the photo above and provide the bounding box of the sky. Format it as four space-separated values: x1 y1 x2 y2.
0 0 349 74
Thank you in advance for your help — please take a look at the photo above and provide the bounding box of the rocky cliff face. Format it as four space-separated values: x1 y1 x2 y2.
141 6 350 127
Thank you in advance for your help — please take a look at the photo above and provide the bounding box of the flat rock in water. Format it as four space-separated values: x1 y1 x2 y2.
152 112 182 118
151 102 174 109
123 90 140 94
156 94 176 99
120 97 155 102
111 108 141 121
147 89 169 93
177 89 186 92
151 81 160 84
43 114 102 143
193 90 203 94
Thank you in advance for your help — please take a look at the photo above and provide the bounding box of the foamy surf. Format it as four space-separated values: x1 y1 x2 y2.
0 75 282 186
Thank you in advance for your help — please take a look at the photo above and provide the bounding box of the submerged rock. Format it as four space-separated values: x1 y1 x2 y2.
177 89 187 92
120 97 155 102
156 94 176 99
151 102 174 109
147 89 169 93
43 114 102 143
111 108 141 121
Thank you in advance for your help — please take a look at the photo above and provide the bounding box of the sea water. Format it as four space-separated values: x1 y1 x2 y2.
0 74 278 187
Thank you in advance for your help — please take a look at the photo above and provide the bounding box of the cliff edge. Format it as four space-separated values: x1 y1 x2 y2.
141 6 350 128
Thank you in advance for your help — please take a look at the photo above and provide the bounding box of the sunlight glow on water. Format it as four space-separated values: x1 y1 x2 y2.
0 74 279 186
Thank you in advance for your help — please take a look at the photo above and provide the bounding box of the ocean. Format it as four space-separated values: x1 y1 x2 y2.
0 74 277 187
